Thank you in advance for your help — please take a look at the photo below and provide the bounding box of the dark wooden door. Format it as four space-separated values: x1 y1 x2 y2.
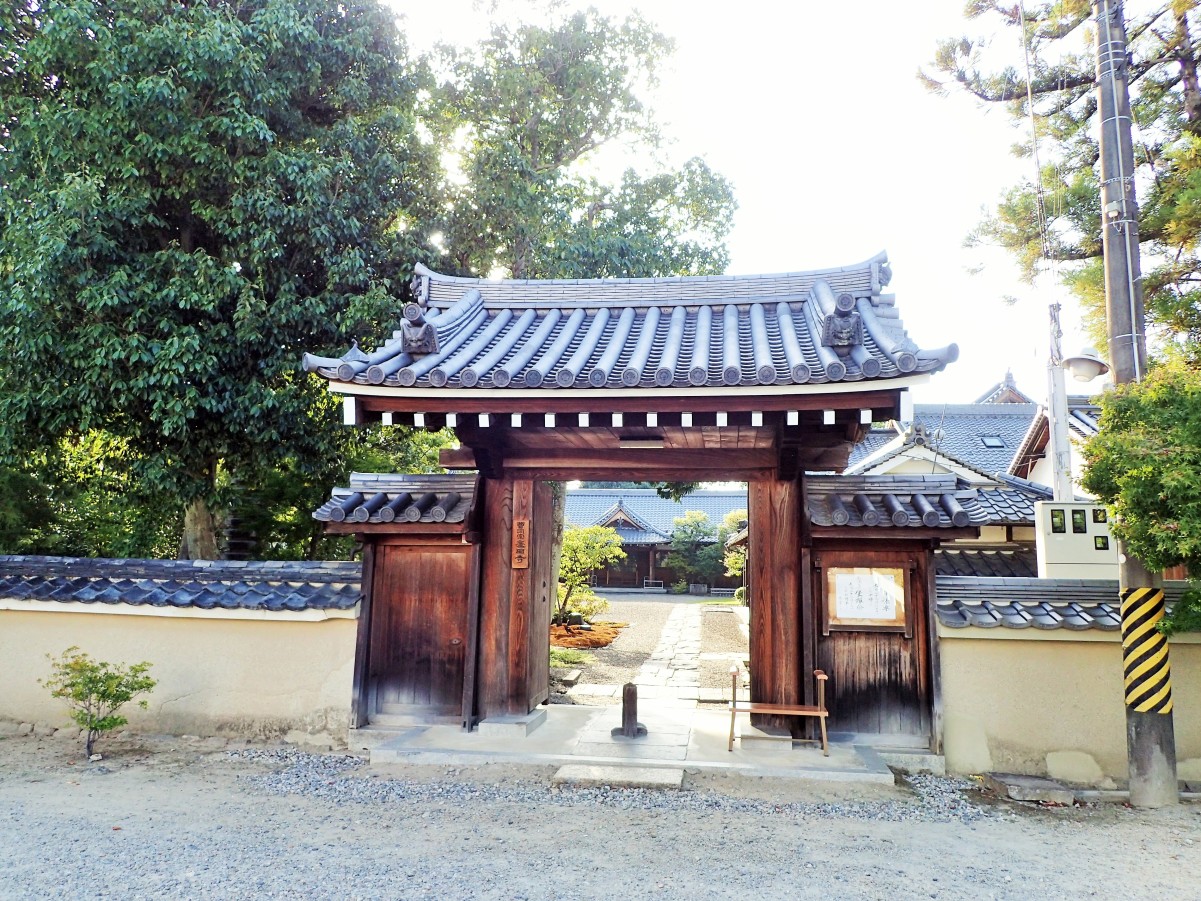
370 544 470 717
813 548 931 741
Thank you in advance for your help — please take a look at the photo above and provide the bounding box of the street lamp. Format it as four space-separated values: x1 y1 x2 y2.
1064 347 1110 383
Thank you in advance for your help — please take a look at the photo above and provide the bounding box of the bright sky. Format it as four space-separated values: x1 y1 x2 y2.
388 0 1110 406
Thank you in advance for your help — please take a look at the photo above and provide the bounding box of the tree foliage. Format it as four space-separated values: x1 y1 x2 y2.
662 510 722 584
924 2 1201 352
0 432 180 557
0 0 442 556
720 508 749 579
0 2 734 560
435 7 736 280
1081 360 1201 632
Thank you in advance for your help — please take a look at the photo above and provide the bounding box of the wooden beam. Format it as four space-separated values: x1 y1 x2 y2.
498 447 775 470
355 389 902 416
440 447 476 469
506 465 776 481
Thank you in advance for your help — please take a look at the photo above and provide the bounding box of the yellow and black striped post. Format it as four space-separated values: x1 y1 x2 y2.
1120 587 1173 714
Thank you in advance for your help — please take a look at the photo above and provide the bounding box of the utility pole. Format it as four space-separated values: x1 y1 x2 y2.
1094 0 1177 806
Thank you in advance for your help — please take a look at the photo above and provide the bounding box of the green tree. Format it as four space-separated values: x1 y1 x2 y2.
663 510 723 585
1081 360 1201 632
437 6 736 280
557 524 625 621
719 507 748 580
0 0 442 558
923 2 1201 352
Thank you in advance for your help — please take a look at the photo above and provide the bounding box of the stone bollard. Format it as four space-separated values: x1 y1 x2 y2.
611 682 647 738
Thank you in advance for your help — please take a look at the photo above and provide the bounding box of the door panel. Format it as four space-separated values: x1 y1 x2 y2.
370 545 469 716
812 548 931 739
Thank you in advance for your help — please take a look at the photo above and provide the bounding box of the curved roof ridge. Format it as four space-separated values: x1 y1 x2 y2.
414 252 889 290
415 254 894 312
591 500 668 537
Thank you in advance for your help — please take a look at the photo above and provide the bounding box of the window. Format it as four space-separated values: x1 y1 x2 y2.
980 434 1006 448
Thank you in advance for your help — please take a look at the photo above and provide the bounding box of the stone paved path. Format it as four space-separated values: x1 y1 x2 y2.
567 599 747 709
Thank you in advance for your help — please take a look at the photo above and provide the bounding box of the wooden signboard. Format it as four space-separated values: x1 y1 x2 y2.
512 518 530 569
825 565 906 632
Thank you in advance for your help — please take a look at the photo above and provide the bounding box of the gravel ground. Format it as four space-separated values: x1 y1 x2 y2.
568 598 675 690
699 605 749 694
1 735 1199 900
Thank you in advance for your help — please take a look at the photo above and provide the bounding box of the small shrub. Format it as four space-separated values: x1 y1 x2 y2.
733 586 746 604
670 579 689 595
573 590 610 623
40 647 156 757
550 647 593 668
555 583 610 623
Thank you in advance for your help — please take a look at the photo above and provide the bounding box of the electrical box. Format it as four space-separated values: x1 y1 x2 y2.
1034 501 1119 579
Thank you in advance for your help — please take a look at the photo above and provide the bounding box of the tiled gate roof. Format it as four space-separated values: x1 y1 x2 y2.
303 255 957 393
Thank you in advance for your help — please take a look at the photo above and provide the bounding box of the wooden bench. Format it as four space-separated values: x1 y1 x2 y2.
727 668 829 756
709 587 737 597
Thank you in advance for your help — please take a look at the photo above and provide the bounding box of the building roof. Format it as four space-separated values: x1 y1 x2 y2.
303 255 957 398
805 475 988 530
847 403 1039 478
565 489 747 540
1010 396 1102 480
313 473 478 526
974 370 1035 404
935 576 1188 631
934 547 1038 578
0 557 361 611
971 481 1048 526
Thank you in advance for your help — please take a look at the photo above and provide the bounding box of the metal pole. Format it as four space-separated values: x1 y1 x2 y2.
1046 305 1074 502
1094 0 1177 807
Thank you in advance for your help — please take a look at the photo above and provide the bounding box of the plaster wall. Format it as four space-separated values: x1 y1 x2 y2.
0 609 357 746
940 629 1201 783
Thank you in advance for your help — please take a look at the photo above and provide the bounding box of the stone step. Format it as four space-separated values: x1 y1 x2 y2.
984 772 1075 805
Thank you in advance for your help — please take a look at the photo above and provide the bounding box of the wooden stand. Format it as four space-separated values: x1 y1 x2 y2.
728 667 829 755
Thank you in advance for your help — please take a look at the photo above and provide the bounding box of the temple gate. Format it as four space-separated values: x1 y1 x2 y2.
307 254 974 745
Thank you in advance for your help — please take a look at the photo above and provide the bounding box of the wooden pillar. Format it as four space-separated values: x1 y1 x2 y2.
349 543 376 730
477 477 554 718
748 476 803 725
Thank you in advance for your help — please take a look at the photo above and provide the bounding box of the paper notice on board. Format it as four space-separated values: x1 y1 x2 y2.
834 571 899 620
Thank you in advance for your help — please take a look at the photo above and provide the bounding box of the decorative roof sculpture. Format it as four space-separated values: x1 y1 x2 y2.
303 253 957 397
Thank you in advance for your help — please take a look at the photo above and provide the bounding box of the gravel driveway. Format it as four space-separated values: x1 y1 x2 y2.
1 736 1198 900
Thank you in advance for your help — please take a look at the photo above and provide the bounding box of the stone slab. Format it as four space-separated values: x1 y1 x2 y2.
735 723 793 748
878 751 946 776
573 742 688 760
552 764 684 790
984 772 1075 805
477 709 547 738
